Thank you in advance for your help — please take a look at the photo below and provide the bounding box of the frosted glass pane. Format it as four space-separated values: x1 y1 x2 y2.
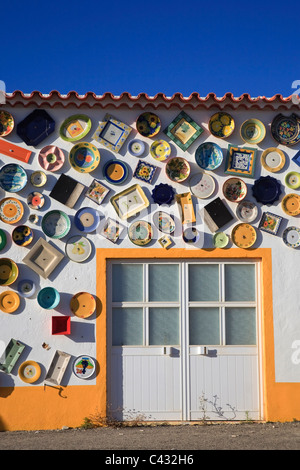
112 264 143 302
225 307 256 345
189 264 219 301
225 264 256 301
112 308 143 345
189 308 220 345
149 308 179 345
149 264 179 302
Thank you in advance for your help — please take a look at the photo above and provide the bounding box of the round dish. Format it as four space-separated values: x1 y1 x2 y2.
127 139 145 157
18 361 41 384
18 279 36 298
136 112 161 137
103 159 129 184
240 119 266 144
74 207 100 233
195 142 223 171
27 191 45 210
70 292 96 319
285 171 300 189
150 140 171 161
65 235 92 263
0 110 14 137
0 197 24 224
0 229 7 251
151 183 175 205
189 172 215 199
69 142 100 173
0 290 20 313
12 225 33 247
38 145 65 172
252 176 282 205
37 287 60 309
281 193 300 216
236 200 258 223
128 220 152 246
28 214 39 224
59 114 92 142
213 232 229 248
231 223 257 249
209 112 235 138
282 226 300 248
0 258 19 286
41 210 71 239
261 148 286 173
223 177 247 203
0 163 27 192
153 211 175 234
165 157 190 183
73 355 96 379
30 170 47 187
271 114 300 146
182 227 200 244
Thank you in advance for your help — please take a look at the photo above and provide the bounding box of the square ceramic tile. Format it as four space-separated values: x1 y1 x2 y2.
158 234 172 249
23 238 65 279
93 113 132 153
50 174 85 208
110 184 150 220
259 211 283 235
85 179 110 205
164 111 204 151
225 144 257 178
133 160 157 184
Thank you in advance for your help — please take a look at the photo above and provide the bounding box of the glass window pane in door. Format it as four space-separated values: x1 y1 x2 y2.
149 264 179 302
225 307 256 345
112 264 143 302
225 264 256 302
149 308 179 345
112 307 143 345
189 307 220 345
188 264 219 301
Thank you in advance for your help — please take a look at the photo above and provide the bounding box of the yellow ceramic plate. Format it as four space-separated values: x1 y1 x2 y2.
18 361 41 383
70 292 96 318
261 148 285 172
240 119 266 144
209 112 235 138
281 193 300 216
231 223 257 248
0 291 20 313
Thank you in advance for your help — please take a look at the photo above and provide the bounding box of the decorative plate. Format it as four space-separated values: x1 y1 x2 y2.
158 234 172 249
176 192 196 224
292 150 300 168
93 113 132 153
59 114 92 142
150 140 171 161
38 145 65 172
189 172 215 199
99 218 125 243
0 291 20 313
136 112 161 137
65 235 92 263
223 177 247 202
16 109 55 146
0 258 19 286
0 197 24 224
240 119 266 144
85 179 110 205
70 292 96 319
0 229 7 251
18 361 41 383
182 226 200 244
110 184 150 220
231 223 257 248
128 220 153 246
209 112 235 138
41 210 71 239
127 139 145 157
282 226 300 248
30 170 47 187
22 238 65 280
151 183 175 206
225 145 257 178
0 163 27 192
134 159 157 184
74 207 100 232
28 214 39 224
165 156 190 182
17 279 36 298
12 225 34 246
27 191 45 210
73 355 96 379
258 212 283 235
213 232 229 248
281 193 300 216
164 111 204 151
153 211 175 234
0 110 14 137
285 171 300 189
252 176 282 205
271 113 300 146
261 148 286 173
69 142 100 173
195 142 223 170
37 287 60 309
236 200 258 223
103 159 129 184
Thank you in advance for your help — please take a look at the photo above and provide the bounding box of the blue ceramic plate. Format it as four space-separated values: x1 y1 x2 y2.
103 159 129 184
74 207 100 233
41 210 71 239
37 287 60 309
0 163 27 192
127 139 145 157
195 142 223 171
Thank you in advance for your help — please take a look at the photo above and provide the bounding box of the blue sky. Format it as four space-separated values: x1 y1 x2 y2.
1 0 299 98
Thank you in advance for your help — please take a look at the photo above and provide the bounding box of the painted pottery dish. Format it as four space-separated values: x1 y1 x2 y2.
281 193 300 216
283 226 300 248
153 211 175 234
165 157 190 183
74 207 100 233
28 214 39 224
231 223 257 248
150 140 171 161
240 119 266 144
213 232 229 248
182 226 200 244
18 361 41 383
17 279 36 298
38 145 65 172
136 112 161 137
16 109 55 147
70 292 96 318
236 200 258 223
103 159 129 184
151 183 175 205
30 170 47 187
27 191 45 210
189 172 215 199
65 235 92 263
223 177 247 203
0 290 20 313
73 355 96 379
41 210 71 239
0 197 24 224
127 139 145 157
252 176 282 205
208 112 235 138
271 113 300 146
69 142 100 173
128 220 153 246
0 163 27 192
0 258 19 286
59 114 92 142
195 142 223 171
133 160 157 184
285 171 300 189
292 150 300 168
0 229 7 251
37 287 60 309
261 148 286 173
0 110 14 137
12 225 34 247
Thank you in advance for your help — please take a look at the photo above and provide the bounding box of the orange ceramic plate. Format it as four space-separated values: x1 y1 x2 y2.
18 361 41 383
0 197 24 224
231 223 257 248
281 193 300 216
70 292 96 318
0 290 20 313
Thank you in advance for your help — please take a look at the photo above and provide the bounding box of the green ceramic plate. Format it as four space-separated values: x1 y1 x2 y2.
0 258 19 286
240 119 266 144
59 114 92 142
213 232 229 248
41 210 71 239
0 229 7 251
284 171 300 189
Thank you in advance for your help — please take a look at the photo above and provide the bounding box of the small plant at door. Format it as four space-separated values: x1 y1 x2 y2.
199 393 237 421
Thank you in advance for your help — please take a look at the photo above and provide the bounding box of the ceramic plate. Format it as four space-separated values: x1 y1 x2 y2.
0 110 14 137
30 170 47 187
150 140 171 161
17 279 36 298
283 226 300 248
18 361 41 383
12 225 34 247
74 207 100 233
0 258 19 286
153 211 175 234
37 287 60 309
128 220 152 246
252 176 282 205
236 200 258 223
0 197 24 224
271 113 300 146
38 145 65 172
213 232 229 248
27 191 45 209
0 229 7 251
285 171 300 189
103 159 129 184
69 142 100 173
22 238 65 279
151 183 175 205
195 142 223 170
136 112 161 137
223 177 247 203
0 163 27 192
65 235 92 263
231 223 257 248
209 112 235 138
134 160 157 184
70 292 96 318
0 291 20 313
127 139 145 157
73 355 96 379
59 114 92 142
165 157 190 182
182 227 200 244
261 148 286 173
281 193 300 216
240 119 266 144
189 172 215 199
41 210 71 239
